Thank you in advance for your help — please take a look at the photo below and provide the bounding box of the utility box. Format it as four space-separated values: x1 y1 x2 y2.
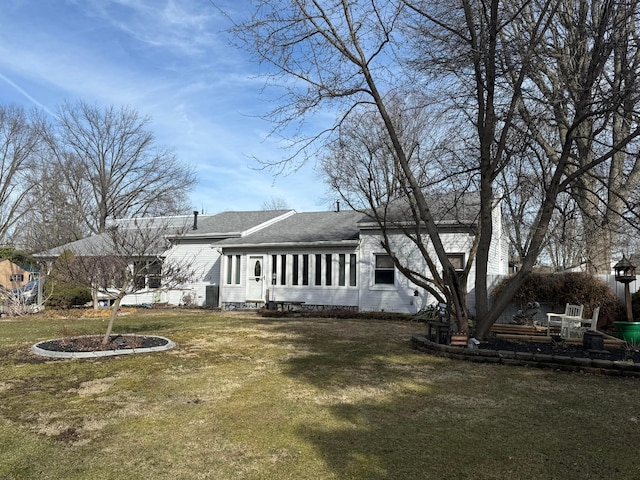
205 285 219 308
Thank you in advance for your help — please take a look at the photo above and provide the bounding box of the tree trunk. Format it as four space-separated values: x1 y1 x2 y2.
102 295 123 346
92 289 99 310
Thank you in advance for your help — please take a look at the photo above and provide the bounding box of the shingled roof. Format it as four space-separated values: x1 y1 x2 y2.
37 210 296 257
217 210 365 247
358 191 481 227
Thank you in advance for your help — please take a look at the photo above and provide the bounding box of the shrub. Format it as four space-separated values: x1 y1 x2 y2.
46 282 92 309
491 272 621 318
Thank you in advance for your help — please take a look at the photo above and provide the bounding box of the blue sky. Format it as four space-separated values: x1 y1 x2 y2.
0 0 331 213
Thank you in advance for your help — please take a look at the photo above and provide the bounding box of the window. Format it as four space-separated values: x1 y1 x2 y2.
9 274 24 282
447 253 465 271
235 255 241 284
148 260 162 289
338 254 346 286
226 255 233 284
226 255 241 285
302 255 309 285
271 255 277 285
134 261 146 290
325 254 332 285
374 254 395 284
292 254 299 285
349 254 357 286
133 260 162 290
315 254 322 285
446 253 465 279
280 254 287 285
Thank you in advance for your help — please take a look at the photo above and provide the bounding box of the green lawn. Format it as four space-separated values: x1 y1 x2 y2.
1 309 639 479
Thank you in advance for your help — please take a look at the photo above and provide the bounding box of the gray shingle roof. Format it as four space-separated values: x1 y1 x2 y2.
113 210 293 237
359 191 481 226
37 195 481 258
37 210 295 257
217 210 365 247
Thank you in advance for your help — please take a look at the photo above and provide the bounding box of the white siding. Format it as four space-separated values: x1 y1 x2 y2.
122 240 221 307
487 200 509 276
358 229 477 314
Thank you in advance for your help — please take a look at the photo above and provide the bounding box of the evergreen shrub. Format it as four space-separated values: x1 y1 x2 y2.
46 282 92 309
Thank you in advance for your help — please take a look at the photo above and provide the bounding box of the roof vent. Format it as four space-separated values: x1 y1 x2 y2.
193 211 199 230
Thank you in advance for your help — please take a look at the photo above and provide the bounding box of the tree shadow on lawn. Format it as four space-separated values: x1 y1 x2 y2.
260 318 466 477
260 317 628 479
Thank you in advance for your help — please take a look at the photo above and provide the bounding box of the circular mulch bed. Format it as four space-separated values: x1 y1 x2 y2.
33 334 175 358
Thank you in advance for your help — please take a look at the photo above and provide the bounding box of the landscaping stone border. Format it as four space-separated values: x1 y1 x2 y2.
411 334 640 378
32 335 176 359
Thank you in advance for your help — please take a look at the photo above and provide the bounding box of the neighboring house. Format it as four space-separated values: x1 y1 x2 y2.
38 194 508 314
0 259 35 291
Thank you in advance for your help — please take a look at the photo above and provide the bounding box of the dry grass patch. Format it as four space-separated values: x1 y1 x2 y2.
1 310 639 479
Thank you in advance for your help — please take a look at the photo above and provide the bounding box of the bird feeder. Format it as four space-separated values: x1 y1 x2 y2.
614 255 636 322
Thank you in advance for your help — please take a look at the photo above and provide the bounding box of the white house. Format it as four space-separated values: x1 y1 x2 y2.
39 193 508 314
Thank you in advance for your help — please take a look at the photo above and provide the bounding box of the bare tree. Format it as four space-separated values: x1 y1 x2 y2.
320 99 479 307
53 218 198 345
232 0 640 337
0 105 44 244
19 159 89 252
232 0 477 332
42 101 197 235
261 196 291 210
514 0 640 273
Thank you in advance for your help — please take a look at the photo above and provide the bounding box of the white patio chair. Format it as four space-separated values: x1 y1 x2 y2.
546 303 584 336
563 306 600 339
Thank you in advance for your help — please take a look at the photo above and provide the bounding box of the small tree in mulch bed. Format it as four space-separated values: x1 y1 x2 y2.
54 219 199 347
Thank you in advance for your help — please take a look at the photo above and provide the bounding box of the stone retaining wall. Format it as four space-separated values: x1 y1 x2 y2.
411 334 640 378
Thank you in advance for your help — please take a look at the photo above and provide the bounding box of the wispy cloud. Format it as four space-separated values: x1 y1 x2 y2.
0 72 55 116
0 0 330 213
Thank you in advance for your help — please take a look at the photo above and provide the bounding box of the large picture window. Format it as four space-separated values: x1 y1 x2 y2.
374 254 395 284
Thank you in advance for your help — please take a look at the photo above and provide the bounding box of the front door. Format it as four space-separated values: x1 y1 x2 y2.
246 256 264 301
